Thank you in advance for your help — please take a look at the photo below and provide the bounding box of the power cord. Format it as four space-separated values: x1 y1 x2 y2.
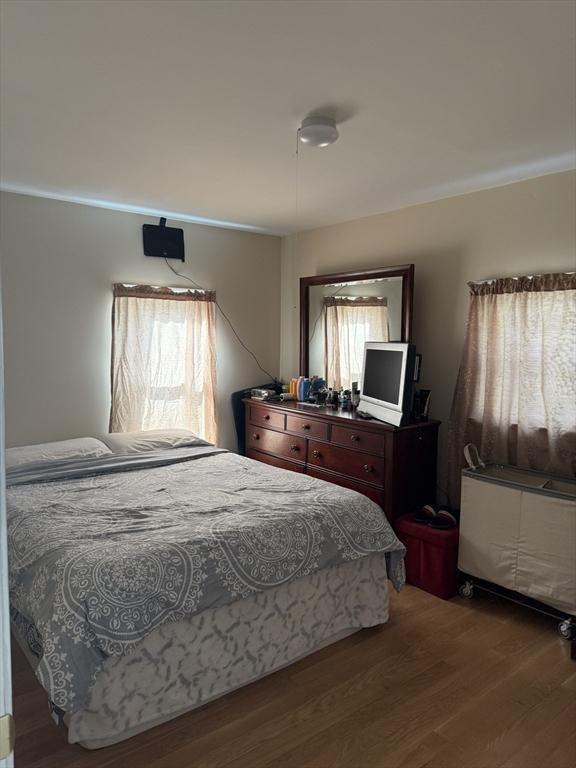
164 258 277 383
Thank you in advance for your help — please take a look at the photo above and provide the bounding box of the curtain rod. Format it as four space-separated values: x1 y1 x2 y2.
118 282 207 293
473 271 575 285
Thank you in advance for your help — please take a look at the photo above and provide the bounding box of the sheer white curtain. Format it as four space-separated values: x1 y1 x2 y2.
325 297 389 389
447 273 576 501
110 284 217 444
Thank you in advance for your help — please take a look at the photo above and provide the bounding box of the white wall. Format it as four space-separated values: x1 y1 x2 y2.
281 171 576 491
0 192 281 450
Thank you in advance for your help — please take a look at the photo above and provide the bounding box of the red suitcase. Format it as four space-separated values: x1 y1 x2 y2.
396 514 459 600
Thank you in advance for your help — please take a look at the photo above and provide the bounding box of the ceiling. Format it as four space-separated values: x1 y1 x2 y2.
1 0 575 235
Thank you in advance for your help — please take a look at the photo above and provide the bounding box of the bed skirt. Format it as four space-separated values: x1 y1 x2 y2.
36 553 390 748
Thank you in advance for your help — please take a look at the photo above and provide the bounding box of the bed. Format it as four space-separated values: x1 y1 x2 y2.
7 431 405 749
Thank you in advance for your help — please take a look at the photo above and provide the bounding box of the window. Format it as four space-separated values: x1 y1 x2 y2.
325 296 389 389
447 273 576 500
110 283 217 443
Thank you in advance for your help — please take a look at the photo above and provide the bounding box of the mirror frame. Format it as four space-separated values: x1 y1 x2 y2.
299 264 414 376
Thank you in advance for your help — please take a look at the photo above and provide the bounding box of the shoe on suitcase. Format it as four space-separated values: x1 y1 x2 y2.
429 507 458 529
412 504 437 524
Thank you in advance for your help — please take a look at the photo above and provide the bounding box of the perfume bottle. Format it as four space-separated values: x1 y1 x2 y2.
340 389 352 411
351 381 360 409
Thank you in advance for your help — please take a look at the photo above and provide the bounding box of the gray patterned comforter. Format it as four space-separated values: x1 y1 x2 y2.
7 447 405 713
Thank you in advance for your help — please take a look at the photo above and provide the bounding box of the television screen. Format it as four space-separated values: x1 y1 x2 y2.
143 224 185 261
362 348 404 405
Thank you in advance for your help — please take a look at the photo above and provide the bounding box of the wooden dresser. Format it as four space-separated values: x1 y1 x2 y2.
243 399 440 523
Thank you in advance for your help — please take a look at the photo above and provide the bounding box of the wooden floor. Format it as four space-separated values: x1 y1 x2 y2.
12 585 576 768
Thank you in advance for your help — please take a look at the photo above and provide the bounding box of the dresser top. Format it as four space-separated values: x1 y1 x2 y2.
243 398 440 433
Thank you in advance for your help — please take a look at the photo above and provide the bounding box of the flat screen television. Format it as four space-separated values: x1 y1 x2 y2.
143 222 185 261
359 342 416 426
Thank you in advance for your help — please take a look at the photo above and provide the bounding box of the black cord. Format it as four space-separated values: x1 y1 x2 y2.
164 257 205 290
164 258 276 383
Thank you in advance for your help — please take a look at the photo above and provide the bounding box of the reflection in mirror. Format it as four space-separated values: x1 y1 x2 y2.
307 276 406 390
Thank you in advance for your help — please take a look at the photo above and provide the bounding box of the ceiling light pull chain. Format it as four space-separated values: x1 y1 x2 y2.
292 124 301 339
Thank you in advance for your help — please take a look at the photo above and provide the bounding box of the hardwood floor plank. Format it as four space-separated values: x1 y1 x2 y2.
219 659 454 768
433 638 573 748
545 731 576 768
261 641 513 768
500 691 576 768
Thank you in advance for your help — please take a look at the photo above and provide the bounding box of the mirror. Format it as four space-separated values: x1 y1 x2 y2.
300 264 414 388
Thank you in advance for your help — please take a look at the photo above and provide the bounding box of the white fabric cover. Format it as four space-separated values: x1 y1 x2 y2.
66 553 389 748
516 492 576 612
99 428 204 454
5 437 111 470
459 477 522 592
459 474 576 614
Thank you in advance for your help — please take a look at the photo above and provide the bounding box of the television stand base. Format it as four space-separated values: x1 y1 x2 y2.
358 400 406 426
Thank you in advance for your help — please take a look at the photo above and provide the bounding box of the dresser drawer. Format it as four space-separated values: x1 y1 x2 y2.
331 425 386 456
249 405 285 430
306 467 384 506
247 427 306 463
247 449 305 473
286 414 329 441
308 440 385 486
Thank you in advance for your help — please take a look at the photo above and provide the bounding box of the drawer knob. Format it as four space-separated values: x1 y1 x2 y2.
252 433 259 440
302 423 311 430
312 450 321 458
363 464 373 473
290 444 300 452
264 414 270 421
350 434 360 442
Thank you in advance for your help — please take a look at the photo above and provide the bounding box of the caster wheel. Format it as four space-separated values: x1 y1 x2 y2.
558 619 574 640
459 581 475 599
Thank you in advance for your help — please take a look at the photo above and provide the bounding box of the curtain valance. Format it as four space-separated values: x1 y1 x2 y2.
468 272 576 296
113 283 216 302
324 296 388 308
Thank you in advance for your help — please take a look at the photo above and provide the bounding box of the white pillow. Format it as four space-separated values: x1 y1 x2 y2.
99 429 206 455
6 437 112 470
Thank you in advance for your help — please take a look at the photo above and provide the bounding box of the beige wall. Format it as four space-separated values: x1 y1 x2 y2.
0 192 281 450
281 171 576 492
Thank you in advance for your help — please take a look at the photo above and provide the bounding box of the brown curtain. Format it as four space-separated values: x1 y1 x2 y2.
447 273 576 503
110 284 218 444
325 296 389 389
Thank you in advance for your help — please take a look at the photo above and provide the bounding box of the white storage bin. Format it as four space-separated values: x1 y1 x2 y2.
458 466 576 616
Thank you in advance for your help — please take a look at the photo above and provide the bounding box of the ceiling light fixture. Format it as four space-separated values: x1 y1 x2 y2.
298 115 339 148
